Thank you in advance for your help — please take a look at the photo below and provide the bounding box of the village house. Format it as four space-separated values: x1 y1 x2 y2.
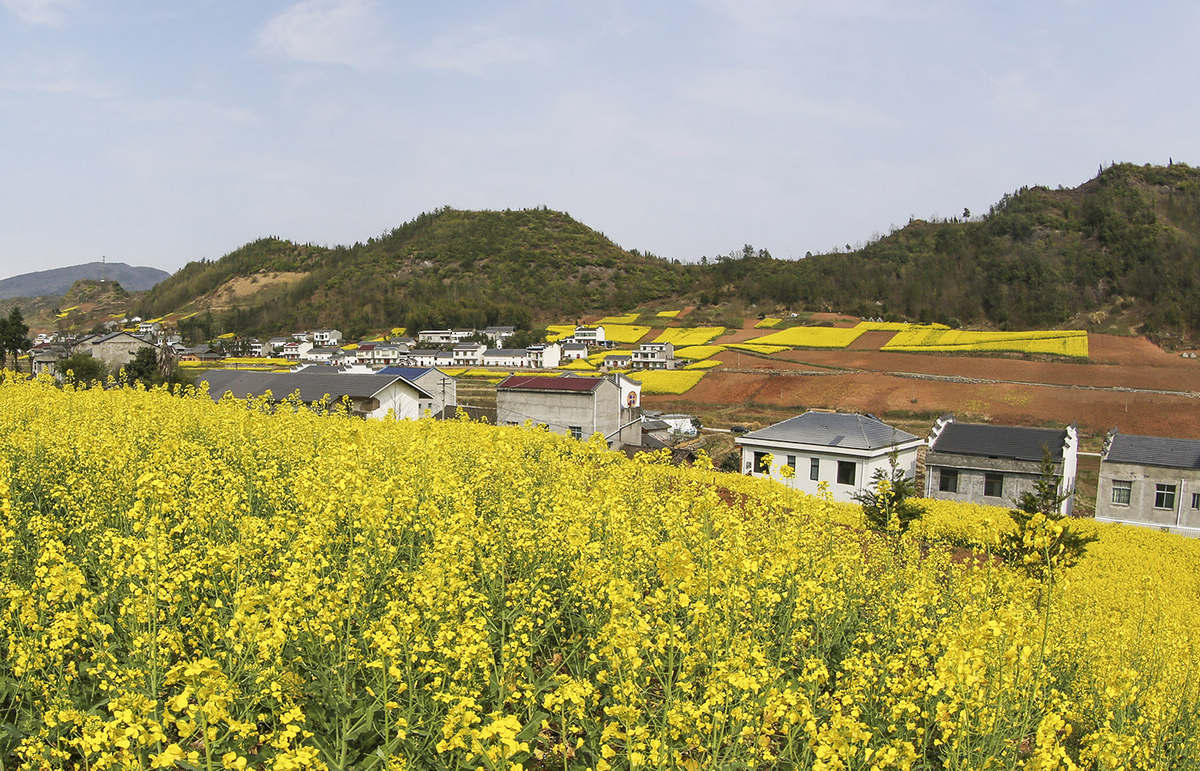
136 321 162 337
736 411 923 503
405 349 455 368
267 337 291 354
281 341 313 361
78 331 157 371
378 366 458 418
311 329 342 347
526 343 561 369
482 348 529 368
453 342 487 366
571 326 606 347
924 416 1078 515
31 345 67 376
631 342 675 370
496 373 642 448
245 339 264 357
603 352 632 369
178 344 222 363
202 370 435 420
1095 431 1200 536
560 343 588 361
483 326 516 344
300 346 340 363
290 331 310 342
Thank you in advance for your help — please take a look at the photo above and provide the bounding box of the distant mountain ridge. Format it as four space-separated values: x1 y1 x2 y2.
0 262 170 300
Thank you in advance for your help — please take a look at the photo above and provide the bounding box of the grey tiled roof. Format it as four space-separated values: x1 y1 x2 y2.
202 371 431 402
931 422 1066 462
1106 433 1200 470
741 412 918 450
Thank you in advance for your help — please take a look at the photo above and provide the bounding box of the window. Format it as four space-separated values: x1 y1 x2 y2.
984 472 1004 498
836 460 855 486
1111 480 1131 506
1155 484 1177 510
1193 493 1199 509
568 425 582 439
809 458 820 481
786 455 796 471
938 468 958 493
754 451 770 474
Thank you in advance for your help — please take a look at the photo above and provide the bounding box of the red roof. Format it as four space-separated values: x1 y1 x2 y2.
497 374 602 392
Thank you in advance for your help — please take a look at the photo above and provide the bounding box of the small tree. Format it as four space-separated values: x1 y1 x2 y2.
1001 451 1097 583
57 353 107 386
853 456 923 534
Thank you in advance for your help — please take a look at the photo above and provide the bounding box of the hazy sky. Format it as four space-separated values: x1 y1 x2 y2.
1 0 1197 278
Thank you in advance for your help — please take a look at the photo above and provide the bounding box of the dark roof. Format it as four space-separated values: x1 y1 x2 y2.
931 422 1067 462
485 325 515 333
642 418 670 432
378 366 435 380
1106 433 1200 470
202 371 431 402
484 348 528 357
497 374 602 393
741 412 918 450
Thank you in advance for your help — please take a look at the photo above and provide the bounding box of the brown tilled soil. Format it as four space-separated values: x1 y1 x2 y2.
645 369 1199 437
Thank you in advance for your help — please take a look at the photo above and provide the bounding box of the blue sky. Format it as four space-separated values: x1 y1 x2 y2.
1 0 1197 278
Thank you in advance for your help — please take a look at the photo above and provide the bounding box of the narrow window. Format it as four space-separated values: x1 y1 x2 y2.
1111 480 1131 506
984 472 1004 498
786 455 796 471
569 425 582 439
938 468 958 493
1154 484 1177 510
836 460 855 486
1193 493 1200 509
809 458 819 481
754 451 770 473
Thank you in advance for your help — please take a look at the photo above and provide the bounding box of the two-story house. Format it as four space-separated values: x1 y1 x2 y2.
1095 431 1200 536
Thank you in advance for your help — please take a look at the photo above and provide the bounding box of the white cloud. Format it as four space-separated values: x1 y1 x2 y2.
1 0 77 26
413 25 545 75
257 0 391 69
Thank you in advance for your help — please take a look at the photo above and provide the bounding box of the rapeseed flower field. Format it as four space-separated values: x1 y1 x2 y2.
599 325 651 344
748 326 868 348
882 329 1089 358
754 317 782 328
597 313 641 325
652 327 726 347
0 378 1195 769
672 345 725 360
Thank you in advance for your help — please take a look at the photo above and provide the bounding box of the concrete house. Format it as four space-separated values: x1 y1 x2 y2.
736 412 923 503
312 329 342 346
631 342 676 370
572 326 606 346
418 329 454 345
300 346 340 363
405 349 455 368
81 331 156 370
267 337 291 354
560 343 588 361
603 353 632 369
526 343 561 369
483 326 516 344
1095 431 1200 536
282 341 313 361
924 417 1078 515
496 373 642 448
379 366 458 418
202 370 434 420
482 348 529 368
453 342 487 366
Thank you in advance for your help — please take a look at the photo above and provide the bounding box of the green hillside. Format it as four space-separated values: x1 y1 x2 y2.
136 207 689 339
139 163 1200 344
699 162 1200 344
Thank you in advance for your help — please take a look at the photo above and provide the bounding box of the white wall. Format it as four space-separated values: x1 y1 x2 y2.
738 441 920 503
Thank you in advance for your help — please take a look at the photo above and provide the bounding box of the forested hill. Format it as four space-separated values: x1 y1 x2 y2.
696 162 1200 342
138 163 1200 343
136 207 689 338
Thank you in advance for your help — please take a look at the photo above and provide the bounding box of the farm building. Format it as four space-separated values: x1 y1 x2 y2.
1095 431 1200 536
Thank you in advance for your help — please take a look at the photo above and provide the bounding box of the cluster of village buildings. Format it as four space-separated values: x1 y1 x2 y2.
735 412 1200 537
26 322 1200 539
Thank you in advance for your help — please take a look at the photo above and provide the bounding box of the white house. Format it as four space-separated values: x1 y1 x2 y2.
560 343 588 361
312 329 343 346
735 412 923 503
526 343 561 369
202 370 434 420
300 346 340 363
282 341 313 361
418 329 454 344
482 348 529 368
483 326 516 344
631 342 676 370
453 342 487 366
572 326 606 345
406 349 455 368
